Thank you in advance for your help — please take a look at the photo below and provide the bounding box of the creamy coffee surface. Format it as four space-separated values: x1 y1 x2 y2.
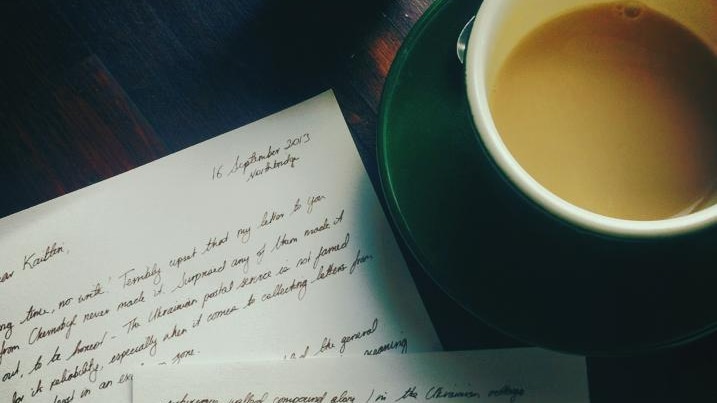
490 1 717 220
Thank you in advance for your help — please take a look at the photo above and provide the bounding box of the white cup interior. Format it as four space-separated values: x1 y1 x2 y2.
465 0 717 238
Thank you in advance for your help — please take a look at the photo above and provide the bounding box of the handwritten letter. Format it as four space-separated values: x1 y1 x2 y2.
0 91 441 402
133 349 589 403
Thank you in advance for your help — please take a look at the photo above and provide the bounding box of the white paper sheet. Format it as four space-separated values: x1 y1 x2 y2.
0 91 441 403
133 349 590 403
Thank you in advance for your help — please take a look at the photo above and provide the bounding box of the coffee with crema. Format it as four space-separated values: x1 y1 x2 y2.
490 1 717 220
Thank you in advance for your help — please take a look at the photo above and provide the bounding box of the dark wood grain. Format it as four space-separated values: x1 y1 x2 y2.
2 1 716 402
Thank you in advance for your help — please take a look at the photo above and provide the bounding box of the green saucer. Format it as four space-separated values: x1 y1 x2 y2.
378 0 717 355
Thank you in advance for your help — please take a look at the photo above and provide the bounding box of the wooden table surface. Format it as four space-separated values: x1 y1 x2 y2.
1 1 716 401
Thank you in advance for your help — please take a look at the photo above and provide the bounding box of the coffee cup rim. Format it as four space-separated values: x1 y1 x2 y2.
465 0 717 238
